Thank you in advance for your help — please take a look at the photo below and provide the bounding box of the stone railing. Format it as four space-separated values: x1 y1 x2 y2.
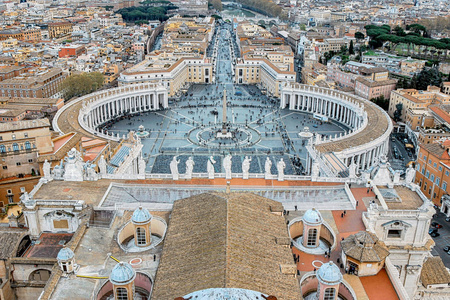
385 257 410 300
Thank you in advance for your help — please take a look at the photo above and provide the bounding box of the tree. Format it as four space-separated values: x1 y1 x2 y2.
349 40 354 55
416 67 442 90
355 32 365 40
393 103 403 121
61 72 104 101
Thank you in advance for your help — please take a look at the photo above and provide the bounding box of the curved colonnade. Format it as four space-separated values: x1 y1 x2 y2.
72 83 169 141
281 84 392 172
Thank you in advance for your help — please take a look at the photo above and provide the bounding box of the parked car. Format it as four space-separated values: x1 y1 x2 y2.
445 217 450 222
444 246 450 252
431 222 443 228
431 232 440 237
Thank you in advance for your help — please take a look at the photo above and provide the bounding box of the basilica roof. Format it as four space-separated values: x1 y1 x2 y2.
151 192 301 300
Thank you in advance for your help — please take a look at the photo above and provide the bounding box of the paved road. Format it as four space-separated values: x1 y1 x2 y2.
430 207 450 268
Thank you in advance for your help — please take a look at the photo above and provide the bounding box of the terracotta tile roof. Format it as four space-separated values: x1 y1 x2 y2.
420 142 450 160
429 106 450 124
420 256 450 287
151 192 301 300
341 231 389 262
0 229 27 259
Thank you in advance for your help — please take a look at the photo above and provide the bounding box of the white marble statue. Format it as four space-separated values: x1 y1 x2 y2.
405 164 416 184
138 156 146 176
98 155 107 176
63 148 84 181
170 156 180 180
349 161 357 178
84 162 99 181
43 159 52 180
52 160 65 179
311 160 320 178
185 157 195 179
277 158 286 181
207 156 216 179
223 154 232 179
265 157 272 179
242 156 251 179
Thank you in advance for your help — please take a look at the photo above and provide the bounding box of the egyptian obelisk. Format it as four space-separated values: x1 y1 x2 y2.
222 88 227 134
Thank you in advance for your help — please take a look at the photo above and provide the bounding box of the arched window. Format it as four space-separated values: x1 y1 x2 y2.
116 287 128 300
136 227 146 246
25 141 31 150
29 269 51 281
12 143 19 152
307 228 317 247
324 287 336 300
0 145 5 153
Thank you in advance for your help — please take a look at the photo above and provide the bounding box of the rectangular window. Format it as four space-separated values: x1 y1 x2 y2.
431 174 435 181
7 195 14 204
388 229 402 238
426 171 429 178
443 182 447 191
446 171 450 177
434 163 437 168
20 187 25 193
437 178 440 185
439 166 443 171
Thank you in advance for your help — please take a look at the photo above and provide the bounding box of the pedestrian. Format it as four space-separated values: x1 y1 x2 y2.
314 268 316 274
324 251 328 258
367 188 370 193
295 205 297 211
356 200 359 207
344 210 347 216
153 254 156 261
287 210 289 215
341 212 344 218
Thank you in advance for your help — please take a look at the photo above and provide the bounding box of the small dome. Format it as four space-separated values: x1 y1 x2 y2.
317 262 343 285
57 246 74 261
109 262 136 285
302 208 322 225
131 206 152 224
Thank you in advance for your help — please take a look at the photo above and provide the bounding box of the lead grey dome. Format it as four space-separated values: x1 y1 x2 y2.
317 262 342 285
109 262 136 285
302 208 323 225
131 206 152 224
57 246 74 261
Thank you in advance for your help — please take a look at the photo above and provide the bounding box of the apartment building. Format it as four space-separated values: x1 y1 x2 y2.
235 58 296 97
388 86 450 121
119 54 213 96
58 45 87 58
416 140 450 204
0 68 66 99
0 28 41 42
0 118 53 205
48 21 73 39
0 66 27 81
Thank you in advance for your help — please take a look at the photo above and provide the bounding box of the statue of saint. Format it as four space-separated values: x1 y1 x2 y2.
242 156 251 179
98 155 107 176
207 156 216 179
277 158 286 181
185 157 195 179
405 164 416 184
349 161 357 178
170 156 180 180
223 154 232 179
43 159 52 180
264 157 272 179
